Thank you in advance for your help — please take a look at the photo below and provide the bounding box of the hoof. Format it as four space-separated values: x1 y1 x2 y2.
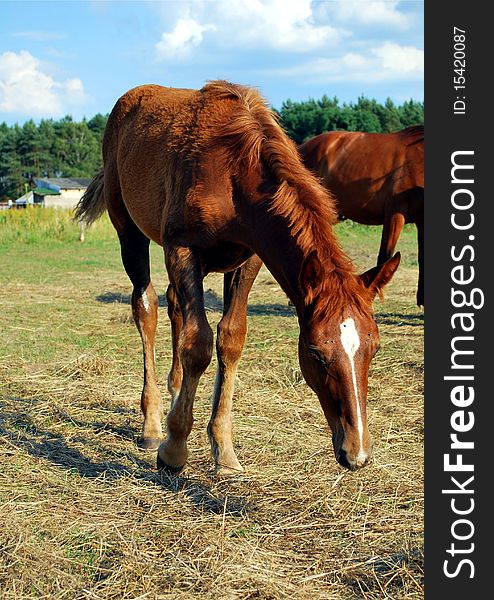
215 467 243 478
137 436 162 451
157 453 185 474
215 462 244 478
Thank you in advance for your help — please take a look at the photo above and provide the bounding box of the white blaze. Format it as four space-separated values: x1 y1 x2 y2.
339 317 364 453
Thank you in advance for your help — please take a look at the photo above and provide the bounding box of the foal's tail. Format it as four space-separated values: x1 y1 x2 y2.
75 170 106 225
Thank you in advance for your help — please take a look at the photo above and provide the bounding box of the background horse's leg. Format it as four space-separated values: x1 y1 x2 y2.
208 255 263 476
158 247 213 472
416 218 424 306
118 223 163 450
377 210 406 265
166 283 183 404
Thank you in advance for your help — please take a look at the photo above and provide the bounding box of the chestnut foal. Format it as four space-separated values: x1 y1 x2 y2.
77 82 399 475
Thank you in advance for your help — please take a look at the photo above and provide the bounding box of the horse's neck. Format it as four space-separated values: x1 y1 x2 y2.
236 180 337 312
251 229 308 309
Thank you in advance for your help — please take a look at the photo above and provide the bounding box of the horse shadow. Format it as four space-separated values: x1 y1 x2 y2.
96 288 295 317
375 311 424 327
0 397 254 517
96 291 168 307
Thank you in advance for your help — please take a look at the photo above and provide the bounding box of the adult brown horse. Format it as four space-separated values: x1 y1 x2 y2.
299 127 423 305
76 82 399 476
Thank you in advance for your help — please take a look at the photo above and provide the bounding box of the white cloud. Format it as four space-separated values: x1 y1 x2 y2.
154 0 346 60
325 1 411 29
372 42 423 75
268 42 423 84
0 50 89 117
11 30 66 42
228 0 346 51
148 0 422 102
155 14 215 59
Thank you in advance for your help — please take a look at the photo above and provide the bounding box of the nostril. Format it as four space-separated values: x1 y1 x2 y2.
356 452 372 469
337 449 355 471
338 449 372 470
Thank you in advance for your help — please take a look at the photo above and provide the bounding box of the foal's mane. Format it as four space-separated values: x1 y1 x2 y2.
201 81 373 316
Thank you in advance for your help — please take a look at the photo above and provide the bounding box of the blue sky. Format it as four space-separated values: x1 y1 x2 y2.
0 0 423 125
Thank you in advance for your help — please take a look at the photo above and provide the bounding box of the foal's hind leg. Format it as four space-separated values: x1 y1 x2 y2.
118 224 163 450
208 256 262 476
157 247 213 472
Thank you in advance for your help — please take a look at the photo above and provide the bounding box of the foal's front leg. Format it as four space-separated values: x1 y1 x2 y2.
157 247 213 472
208 256 262 476
166 283 183 404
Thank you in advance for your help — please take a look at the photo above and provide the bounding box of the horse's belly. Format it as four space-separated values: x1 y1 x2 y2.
125 199 164 245
341 204 384 225
202 244 254 274
331 183 385 225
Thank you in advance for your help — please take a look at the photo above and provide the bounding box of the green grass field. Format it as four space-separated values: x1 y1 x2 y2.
0 209 423 599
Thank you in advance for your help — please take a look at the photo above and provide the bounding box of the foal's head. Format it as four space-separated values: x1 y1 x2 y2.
297 251 400 471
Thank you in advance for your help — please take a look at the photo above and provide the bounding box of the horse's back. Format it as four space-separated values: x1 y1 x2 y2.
300 131 348 174
104 84 200 162
107 84 196 125
102 85 204 244
301 128 423 223
306 129 423 185
102 82 267 249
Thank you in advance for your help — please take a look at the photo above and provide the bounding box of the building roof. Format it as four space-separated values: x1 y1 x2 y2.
35 178 92 191
33 187 60 196
14 191 34 205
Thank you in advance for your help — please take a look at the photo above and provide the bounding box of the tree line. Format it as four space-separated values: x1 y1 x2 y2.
276 95 424 144
0 96 423 201
0 114 107 201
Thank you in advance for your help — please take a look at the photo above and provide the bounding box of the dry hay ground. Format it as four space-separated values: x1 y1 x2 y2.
0 218 423 599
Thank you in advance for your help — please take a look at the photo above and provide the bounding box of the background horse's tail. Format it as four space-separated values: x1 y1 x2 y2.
75 170 106 225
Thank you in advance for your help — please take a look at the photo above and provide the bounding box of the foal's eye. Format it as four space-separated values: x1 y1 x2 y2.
308 347 326 365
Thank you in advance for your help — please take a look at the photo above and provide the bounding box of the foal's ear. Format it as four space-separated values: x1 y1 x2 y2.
359 252 401 299
299 250 324 302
